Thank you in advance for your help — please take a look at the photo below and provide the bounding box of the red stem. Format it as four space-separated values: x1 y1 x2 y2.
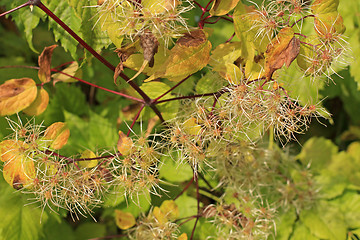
127 104 145 136
0 2 30 18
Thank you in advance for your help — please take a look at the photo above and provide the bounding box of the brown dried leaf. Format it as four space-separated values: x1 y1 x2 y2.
140 32 159 67
23 88 49 116
0 78 37 116
114 46 137 85
264 27 300 80
38 45 57 83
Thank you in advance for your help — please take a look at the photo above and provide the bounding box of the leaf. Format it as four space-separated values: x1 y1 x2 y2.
43 122 70 150
275 208 297 240
0 140 35 189
209 0 240 16
195 71 226 94
114 210 136 230
296 137 338 172
290 221 318 240
331 191 360 229
38 45 57 83
146 29 212 82
0 78 37 116
78 149 98 168
159 200 179 221
0 177 48 240
300 201 347 240
264 27 300 80
314 12 345 37
117 131 134 156
23 88 49 116
311 0 340 14
51 62 80 84
74 222 106 240
159 154 193 182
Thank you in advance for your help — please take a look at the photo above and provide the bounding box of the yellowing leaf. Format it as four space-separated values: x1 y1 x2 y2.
23 88 49 116
117 131 133 156
314 12 345 37
142 0 179 14
160 200 179 221
264 27 300 80
0 78 37 116
79 149 98 168
43 122 70 150
115 209 136 230
209 0 240 16
183 117 202 136
153 206 167 225
51 61 80 83
178 233 188 240
38 45 57 83
0 140 35 189
146 29 212 82
311 0 339 14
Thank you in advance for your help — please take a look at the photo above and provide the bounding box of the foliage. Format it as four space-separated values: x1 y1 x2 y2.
0 0 359 239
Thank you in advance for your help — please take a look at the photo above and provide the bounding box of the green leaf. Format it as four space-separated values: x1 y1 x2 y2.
195 71 226 94
300 201 347 240
53 83 89 116
160 154 193 182
275 208 297 240
40 215 75 240
0 177 48 240
291 221 318 240
331 191 360 229
74 223 106 240
63 111 117 153
296 137 338 171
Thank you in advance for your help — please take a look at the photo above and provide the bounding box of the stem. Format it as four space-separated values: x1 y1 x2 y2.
190 173 200 240
0 2 30 18
290 14 315 28
51 68 144 102
35 2 159 108
127 104 145 136
153 75 191 102
174 177 194 200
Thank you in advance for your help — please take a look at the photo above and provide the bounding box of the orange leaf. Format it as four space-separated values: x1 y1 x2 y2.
23 88 49 116
115 210 136 230
0 140 35 189
264 27 300 80
43 122 70 150
0 78 37 116
38 45 57 83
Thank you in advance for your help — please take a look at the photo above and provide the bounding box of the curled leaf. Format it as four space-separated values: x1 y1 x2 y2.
264 27 300 80
0 78 37 116
115 210 136 230
38 45 57 83
117 131 133 156
43 122 70 150
23 88 49 116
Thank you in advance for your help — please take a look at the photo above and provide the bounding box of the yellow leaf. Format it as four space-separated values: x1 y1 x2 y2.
43 122 70 150
314 12 345 37
160 200 179 221
115 209 136 230
183 117 202 136
0 140 35 189
23 88 49 116
209 0 240 16
153 206 167 225
0 78 37 116
146 29 212 82
79 149 98 168
51 62 80 84
117 131 134 156
38 45 57 83
178 233 188 240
